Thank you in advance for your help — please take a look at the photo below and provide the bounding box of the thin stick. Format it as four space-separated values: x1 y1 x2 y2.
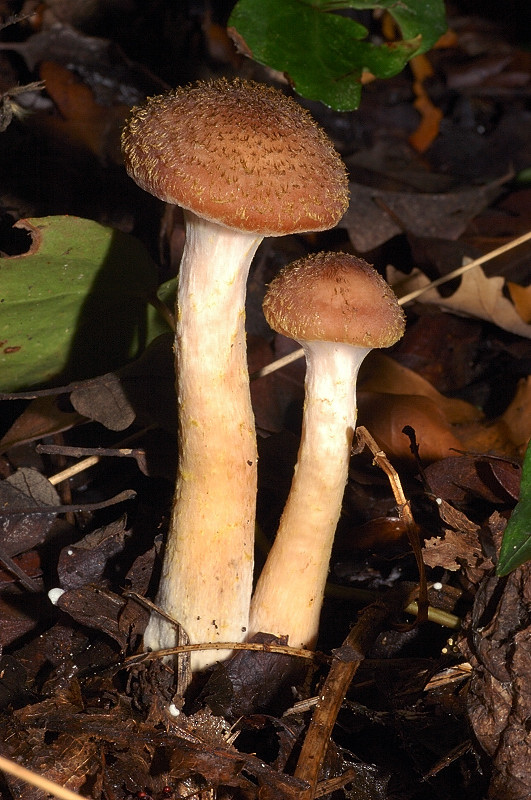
251 231 531 380
48 455 101 485
294 592 404 799
355 426 429 625
46 427 154 486
397 229 531 305
250 347 307 379
124 639 318 666
0 754 87 800
1 489 136 515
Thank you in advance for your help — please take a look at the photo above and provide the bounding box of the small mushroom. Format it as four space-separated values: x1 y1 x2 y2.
121 79 348 670
249 252 405 650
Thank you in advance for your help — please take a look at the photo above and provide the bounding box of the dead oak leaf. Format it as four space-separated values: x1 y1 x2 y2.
388 263 531 338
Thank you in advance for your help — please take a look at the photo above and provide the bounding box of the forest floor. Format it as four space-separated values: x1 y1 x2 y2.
0 2 530 799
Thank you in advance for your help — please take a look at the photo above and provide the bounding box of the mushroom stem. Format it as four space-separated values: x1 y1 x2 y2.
249 341 370 650
143 210 262 670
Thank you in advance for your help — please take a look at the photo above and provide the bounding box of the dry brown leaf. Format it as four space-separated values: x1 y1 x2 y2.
507 281 531 323
451 378 531 459
501 376 531 453
0 395 83 454
456 417 520 459
360 351 482 423
387 263 531 337
39 60 128 163
358 392 464 464
340 174 508 252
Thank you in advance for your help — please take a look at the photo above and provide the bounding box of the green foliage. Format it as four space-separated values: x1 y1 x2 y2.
228 0 447 110
0 216 158 391
497 440 531 576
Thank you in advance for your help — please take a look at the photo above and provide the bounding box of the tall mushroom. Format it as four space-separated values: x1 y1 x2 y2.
249 252 405 650
121 79 349 670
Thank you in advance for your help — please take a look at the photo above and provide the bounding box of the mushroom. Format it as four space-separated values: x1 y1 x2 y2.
121 79 349 670
249 252 405 650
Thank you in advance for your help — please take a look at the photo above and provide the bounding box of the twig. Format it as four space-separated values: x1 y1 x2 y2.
397 229 531 305
325 583 460 629
124 640 319 666
0 754 87 800
42 427 155 486
354 426 429 625
294 590 406 799
0 489 136 515
0 543 41 592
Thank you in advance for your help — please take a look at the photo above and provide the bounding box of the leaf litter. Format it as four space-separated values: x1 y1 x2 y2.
0 3 529 800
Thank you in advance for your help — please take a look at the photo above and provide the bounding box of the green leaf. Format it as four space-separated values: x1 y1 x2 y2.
146 277 176 343
228 0 447 110
0 216 158 391
313 0 446 54
496 440 531 576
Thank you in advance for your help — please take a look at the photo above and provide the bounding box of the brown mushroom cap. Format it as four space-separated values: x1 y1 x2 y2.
263 252 405 348
121 78 349 236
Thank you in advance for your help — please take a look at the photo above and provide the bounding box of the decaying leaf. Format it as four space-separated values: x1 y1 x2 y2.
424 455 521 506
459 541 531 800
422 503 483 572
57 516 128 590
360 351 482 424
358 391 464 464
70 371 136 432
339 173 508 251
39 60 129 163
0 395 83 454
501 377 531 453
508 281 531 323
53 585 132 649
0 468 61 557
70 334 178 433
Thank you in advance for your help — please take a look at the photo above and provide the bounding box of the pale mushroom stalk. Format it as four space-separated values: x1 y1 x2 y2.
144 211 262 668
250 340 369 650
249 252 405 650
121 79 349 672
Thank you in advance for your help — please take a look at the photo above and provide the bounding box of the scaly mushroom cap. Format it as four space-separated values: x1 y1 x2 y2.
263 252 405 347
121 78 349 236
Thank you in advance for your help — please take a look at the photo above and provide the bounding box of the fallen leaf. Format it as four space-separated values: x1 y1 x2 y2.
360 351 482 424
339 173 509 251
425 455 521 505
501 377 531 453
70 334 176 433
54 585 130 649
357 392 464 464
0 395 84 454
507 281 531 323
388 263 531 337
70 372 136 432
423 525 482 572
0 595 46 648
0 468 61 557
459 554 531 797
39 60 129 163
57 517 128 591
